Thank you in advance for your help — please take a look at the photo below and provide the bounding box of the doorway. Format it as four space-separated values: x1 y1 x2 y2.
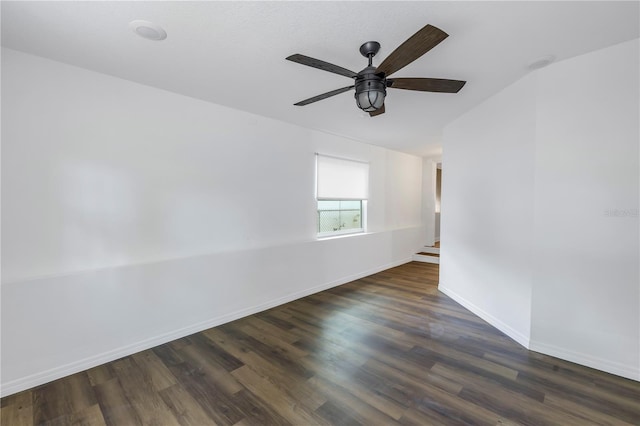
435 163 442 245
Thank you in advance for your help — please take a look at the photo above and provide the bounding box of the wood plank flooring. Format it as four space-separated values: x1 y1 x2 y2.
2 262 639 425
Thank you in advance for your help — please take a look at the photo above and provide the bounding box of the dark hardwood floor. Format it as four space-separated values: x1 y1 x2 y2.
2 262 639 425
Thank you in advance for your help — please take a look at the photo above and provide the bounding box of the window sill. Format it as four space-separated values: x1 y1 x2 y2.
317 229 366 240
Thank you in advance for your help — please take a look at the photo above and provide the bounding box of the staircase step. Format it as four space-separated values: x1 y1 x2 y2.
417 252 439 257
412 254 440 264
420 246 440 255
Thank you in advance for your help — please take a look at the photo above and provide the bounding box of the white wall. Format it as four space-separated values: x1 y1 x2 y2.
440 73 537 347
441 39 639 380
0 48 424 395
529 39 639 379
383 150 424 231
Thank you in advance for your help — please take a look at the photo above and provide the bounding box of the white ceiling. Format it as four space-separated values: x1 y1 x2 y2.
2 1 638 156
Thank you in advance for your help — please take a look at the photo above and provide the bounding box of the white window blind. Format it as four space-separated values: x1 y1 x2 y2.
316 154 369 200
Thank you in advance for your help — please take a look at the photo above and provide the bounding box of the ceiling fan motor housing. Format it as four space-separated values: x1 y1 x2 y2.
355 66 386 112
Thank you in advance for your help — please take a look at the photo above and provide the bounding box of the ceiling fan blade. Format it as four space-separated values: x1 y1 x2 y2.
376 24 448 77
369 104 386 117
388 78 466 93
286 54 358 79
294 86 355 106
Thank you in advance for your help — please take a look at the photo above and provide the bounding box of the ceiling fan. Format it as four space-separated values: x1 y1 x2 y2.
286 24 466 117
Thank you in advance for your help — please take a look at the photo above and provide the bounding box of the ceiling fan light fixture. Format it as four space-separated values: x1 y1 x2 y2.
354 66 386 112
356 89 385 112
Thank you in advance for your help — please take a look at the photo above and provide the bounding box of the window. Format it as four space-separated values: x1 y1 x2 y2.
318 200 362 234
316 154 369 237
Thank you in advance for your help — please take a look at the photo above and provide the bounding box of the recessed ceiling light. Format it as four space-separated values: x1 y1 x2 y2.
528 55 555 70
129 20 167 41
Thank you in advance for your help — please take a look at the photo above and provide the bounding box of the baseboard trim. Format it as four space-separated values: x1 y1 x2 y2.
0 257 412 397
438 285 530 348
529 340 640 382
